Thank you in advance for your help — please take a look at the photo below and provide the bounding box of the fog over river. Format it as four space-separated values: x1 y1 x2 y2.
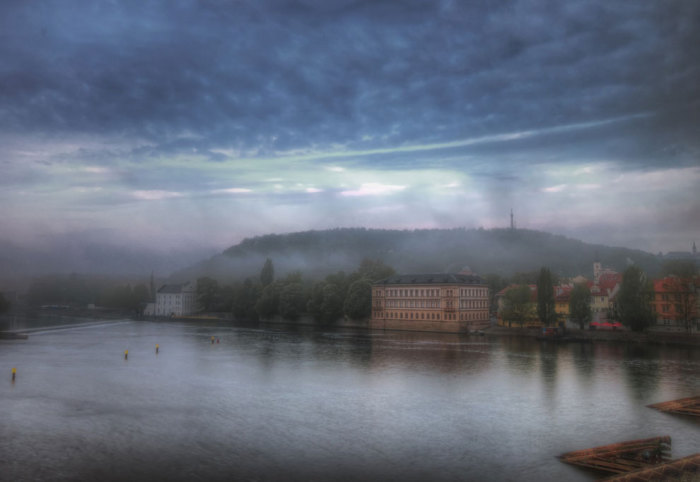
1 320 698 481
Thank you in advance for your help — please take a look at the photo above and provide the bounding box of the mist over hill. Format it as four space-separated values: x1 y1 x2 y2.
173 228 661 282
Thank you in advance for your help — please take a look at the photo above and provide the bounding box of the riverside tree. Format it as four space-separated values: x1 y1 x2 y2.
278 282 305 321
260 258 274 287
0 292 10 313
501 284 533 328
536 267 557 326
255 281 281 319
343 278 372 320
232 278 260 321
569 283 592 329
196 276 219 311
616 266 655 332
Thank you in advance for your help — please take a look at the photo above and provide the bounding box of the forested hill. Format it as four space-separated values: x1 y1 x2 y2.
175 228 661 282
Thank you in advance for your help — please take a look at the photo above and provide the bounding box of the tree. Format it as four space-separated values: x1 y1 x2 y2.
320 283 343 323
617 266 655 332
196 277 219 311
149 271 156 300
661 259 698 278
307 281 327 321
569 283 592 329
255 282 281 319
536 267 557 326
343 279 372 320
484 274 508 316
260 258 274 287
664 277 698 333
0 292 10 314
279 282 305 321
501 284 533 328
355 258 395 282
233 278 260 321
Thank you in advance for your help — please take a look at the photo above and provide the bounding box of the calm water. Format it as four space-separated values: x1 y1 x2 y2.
1 320 698 481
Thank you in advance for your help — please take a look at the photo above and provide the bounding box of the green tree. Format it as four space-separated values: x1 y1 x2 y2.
484 274 508 316
501 284 533 328
569 283 592 329
0 292 10 313
279 282 305 320
132 284 151 310
320 283 343 323
196 277 219 311
307 281 327 321
660 259 697 278
233 278 260 321
260 258 274 287
355 258 395 282
617 266 655 332
536 267 557 326
255 282 281 319
343 279 372 320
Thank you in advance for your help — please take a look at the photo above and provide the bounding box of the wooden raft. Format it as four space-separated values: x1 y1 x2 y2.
648 396 700 417
602 453 700 481
558 436 672 475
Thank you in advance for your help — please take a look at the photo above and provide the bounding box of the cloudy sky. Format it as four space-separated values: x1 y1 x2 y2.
2 0 699 258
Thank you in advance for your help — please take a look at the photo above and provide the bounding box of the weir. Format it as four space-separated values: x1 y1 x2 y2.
558 435 672 475
648 396 700 417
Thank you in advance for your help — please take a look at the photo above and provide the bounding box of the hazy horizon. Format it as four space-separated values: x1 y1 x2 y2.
1 1 699 277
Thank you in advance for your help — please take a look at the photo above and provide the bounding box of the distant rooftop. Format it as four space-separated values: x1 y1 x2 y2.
374 273 484 285
157 282 193 294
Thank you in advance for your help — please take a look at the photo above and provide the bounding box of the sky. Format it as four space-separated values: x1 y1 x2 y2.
1 0 699 262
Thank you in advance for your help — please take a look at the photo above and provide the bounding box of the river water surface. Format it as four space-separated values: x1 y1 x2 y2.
1 320 698 481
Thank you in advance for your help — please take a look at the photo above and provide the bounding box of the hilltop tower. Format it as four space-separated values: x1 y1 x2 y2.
510 209 516 230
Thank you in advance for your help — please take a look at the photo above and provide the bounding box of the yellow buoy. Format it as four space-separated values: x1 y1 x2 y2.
124 349 128 360
155 344 159 354
11 367 16 381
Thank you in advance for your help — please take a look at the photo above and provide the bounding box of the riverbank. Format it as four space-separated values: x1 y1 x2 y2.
483 326 700 347
4 308 699 348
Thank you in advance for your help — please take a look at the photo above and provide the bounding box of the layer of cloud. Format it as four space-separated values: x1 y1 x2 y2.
0 0 698 260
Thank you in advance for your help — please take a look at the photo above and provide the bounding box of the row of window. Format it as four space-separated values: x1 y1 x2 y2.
658 304 684 313
658 294 684 302
378 287 488 298
375 311 488 321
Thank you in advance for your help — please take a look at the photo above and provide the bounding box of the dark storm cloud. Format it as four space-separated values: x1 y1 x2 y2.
1 0 698 165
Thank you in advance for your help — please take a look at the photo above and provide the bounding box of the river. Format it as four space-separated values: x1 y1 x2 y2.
1 319 698 481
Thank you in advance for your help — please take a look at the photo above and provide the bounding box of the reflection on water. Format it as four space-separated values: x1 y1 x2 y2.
1 320 698 482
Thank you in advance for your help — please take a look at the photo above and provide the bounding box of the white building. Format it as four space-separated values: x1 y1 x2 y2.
155 281 197 317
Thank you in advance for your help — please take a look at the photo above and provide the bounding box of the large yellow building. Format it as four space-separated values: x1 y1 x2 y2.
370 273 490 333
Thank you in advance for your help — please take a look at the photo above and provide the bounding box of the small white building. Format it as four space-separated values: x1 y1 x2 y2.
155 281 197 317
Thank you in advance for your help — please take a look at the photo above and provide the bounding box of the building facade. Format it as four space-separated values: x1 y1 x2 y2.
155 281 197 317
370 273 490 333
651 276 699 331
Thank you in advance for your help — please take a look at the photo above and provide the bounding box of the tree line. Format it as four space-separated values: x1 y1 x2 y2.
25 274 153 312
195 258 396 323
